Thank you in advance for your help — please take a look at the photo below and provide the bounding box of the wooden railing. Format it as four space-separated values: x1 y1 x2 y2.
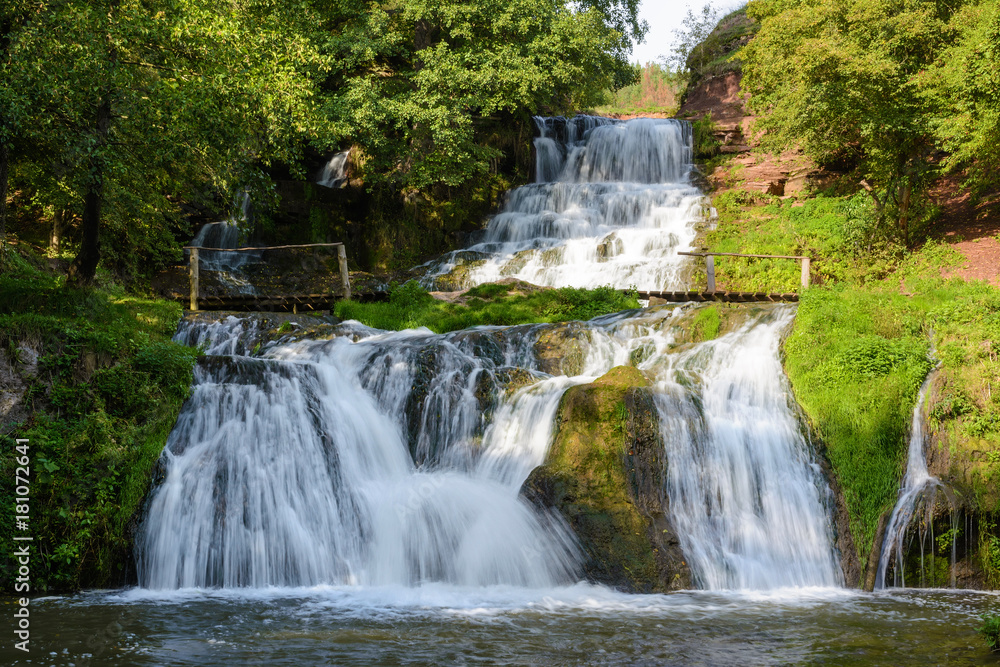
678 251 812 293
184 242 351 311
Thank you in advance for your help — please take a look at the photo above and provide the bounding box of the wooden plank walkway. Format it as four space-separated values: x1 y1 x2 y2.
635 291 799 303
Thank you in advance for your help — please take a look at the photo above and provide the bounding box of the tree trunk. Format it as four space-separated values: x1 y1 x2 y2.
50 209 64 256
67 97 112 287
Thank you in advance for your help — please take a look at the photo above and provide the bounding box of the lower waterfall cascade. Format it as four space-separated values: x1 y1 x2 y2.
137 305 843 592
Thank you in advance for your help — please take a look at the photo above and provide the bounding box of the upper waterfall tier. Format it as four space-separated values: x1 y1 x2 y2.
419 115 706 292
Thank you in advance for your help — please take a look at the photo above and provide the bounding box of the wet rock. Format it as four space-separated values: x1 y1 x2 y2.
0 344 38 432
596 233 624 262
534 322 592 376
520 365 691 593
430 258 487 292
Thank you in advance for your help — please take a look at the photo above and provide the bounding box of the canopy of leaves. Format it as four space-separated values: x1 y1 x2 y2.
2 0 642 282
740 0 1000 245
319 0 630 189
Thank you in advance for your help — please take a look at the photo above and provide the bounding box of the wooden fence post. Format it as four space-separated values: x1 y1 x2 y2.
706 255 716 294
338 244 351 300
800 257 811 290
189 247 199 311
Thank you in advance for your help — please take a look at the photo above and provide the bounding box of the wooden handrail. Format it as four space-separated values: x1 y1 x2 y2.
184 242 344 252
678 251 812 292
678 251 809 260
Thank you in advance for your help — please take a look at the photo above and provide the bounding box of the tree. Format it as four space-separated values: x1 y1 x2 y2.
742 0 965 247
667 4 721 74
0 0 33 268
922 0 1000 201
3 0 326 284
317 0 629 189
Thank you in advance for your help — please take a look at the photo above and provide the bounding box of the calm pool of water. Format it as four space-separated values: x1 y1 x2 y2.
4 585 999 666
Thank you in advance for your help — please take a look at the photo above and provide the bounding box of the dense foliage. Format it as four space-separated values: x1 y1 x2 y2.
0 249 195 590
1 0 642 284
334 280 640 333
742 0 1000 248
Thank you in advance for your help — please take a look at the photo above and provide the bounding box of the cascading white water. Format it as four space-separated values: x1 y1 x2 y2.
874 361 955 589
137 319 581 589
139 305 843 592
651 309 844 590
317 150 350 188
141 112 844 595
188 194 259 294
420 115 706 291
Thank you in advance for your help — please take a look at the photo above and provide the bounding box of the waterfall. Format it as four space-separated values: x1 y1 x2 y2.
139 305 842 592
875 361 956 589
420 115 705 291
652 309 844 590
317 150 350 188
140 113 844 594
188 194 259 295
137 319 581 589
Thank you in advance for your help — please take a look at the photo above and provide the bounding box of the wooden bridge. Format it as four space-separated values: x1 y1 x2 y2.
182 245 810 311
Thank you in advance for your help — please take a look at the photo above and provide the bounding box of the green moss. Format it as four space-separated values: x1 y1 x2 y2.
334 280 640 333
527 366 665 592
690 305 722 342
0 258 196 591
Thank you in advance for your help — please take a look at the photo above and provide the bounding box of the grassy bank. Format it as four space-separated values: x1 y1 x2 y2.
706 187 1000 568
334 281 640 333
0 250 196 591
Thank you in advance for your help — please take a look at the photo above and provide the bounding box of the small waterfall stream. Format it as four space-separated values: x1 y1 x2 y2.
188 195 259 295
874 360 957 589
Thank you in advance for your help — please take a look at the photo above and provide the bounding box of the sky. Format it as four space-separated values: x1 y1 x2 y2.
630 0 746 66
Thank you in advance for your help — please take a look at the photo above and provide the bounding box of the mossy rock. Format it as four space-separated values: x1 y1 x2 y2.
427 256 488 292
534 322 592 376
666 303 766 347
520 365 691 593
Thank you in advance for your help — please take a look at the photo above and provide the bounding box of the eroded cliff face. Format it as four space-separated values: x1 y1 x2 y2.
520 365 692 593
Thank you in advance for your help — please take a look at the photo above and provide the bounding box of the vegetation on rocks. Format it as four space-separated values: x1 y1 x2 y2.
334 280 640 334
520 365 690 593
0 248 196 591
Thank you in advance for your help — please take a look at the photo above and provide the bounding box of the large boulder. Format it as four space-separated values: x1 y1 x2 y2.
520 365 691 592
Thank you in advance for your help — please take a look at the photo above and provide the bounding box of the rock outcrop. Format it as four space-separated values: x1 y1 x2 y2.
520 366 691 593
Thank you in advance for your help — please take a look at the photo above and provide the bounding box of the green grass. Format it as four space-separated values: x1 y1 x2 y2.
706 192 859 291
334 281 641 334
0 248 196 591
784 285 933 561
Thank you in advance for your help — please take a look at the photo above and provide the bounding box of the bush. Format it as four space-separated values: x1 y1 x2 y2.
978 613 1000 652
0 258 196 591
334 282 640 334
